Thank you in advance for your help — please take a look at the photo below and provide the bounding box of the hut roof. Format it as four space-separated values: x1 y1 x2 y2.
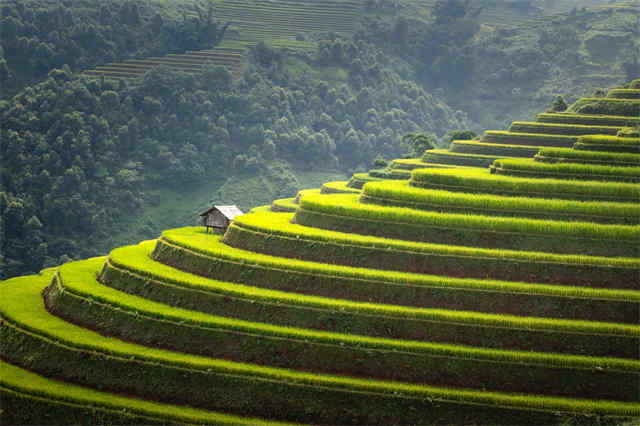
200 205 244 220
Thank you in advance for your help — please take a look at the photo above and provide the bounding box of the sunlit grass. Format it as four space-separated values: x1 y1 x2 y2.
509 121 621 135
297 192 639 241
535 148 640 166
5 267 639 416
410 167 640 201
52 258 640 374
493 158 640 181
536 112 640 127
237 208 640 269
161 228 640 310
362 180 639 224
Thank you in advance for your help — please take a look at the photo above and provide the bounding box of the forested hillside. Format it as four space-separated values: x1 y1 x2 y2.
363 0 640 129
1 0 470 278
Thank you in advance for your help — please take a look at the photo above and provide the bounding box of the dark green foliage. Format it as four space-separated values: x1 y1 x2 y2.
370 4 640 130
0 0 224 98
371 155 388 168
402 132 436 157
0 69 230 277
549 95 569 112
444 129 478 144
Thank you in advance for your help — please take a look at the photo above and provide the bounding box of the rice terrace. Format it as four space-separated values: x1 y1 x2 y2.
1 0 640 424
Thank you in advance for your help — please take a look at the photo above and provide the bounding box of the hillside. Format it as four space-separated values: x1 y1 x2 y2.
362 0 640 131
1 80 639 424
1 0 638 280
0 0 469 279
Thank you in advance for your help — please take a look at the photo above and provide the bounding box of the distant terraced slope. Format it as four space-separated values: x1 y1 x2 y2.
375 80 640 173
395 0 615 27
83 47 248 80
83 0 364 80
215 0 363 42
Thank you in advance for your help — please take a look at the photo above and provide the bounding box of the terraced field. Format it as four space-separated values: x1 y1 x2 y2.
83 47 248 80
404 82 640 170
82 0 363 80
215 0 363 42
2 80 639 423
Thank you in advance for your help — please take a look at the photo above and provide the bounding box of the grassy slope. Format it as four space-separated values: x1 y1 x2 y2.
8 265 637 422
1 360 288 426
94 168 346 263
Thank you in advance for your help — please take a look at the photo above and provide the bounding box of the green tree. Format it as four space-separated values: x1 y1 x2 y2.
402 132 436 157
549 95 568 112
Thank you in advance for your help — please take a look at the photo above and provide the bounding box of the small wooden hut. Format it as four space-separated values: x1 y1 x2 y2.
200 205 243 233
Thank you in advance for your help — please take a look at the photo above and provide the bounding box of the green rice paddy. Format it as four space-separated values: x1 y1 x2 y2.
4 70 640 423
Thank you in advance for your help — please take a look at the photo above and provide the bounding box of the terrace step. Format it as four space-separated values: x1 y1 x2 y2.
226 207 640 292
568 97 640 116
44 257 639 402
346 172 385 189
449 140 541 157
0 360 281 426
270 197 297 212
481 131 578 148
291 192 638 257
574 135 640 153
536 112 640 127
213 0 362 47
410 168 640 203
422 149 518 168
367 168 411 179
320 181 360 194
150 230 640 326
83 70 140 79
390 158 475 170
508 121 622 136
6 270 635 424
534 148 640 167
607 88 640 99
82 47 247 80
103 240 639 360
491 158 640 184
360 180 639 225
